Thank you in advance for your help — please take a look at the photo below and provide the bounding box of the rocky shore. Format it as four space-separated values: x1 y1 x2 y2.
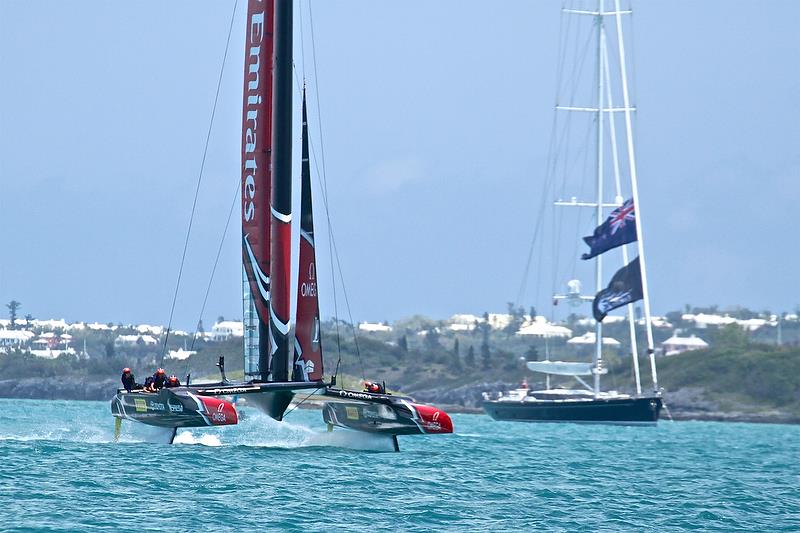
2 378 797 424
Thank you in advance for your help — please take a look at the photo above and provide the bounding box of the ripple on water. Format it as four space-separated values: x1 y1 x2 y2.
0 400 798 531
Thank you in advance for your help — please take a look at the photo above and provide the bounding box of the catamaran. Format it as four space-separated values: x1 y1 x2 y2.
112 0 452 448
483 0 662 425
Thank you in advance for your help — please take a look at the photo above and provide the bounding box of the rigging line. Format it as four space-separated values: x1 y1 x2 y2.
187 179 240 359
515 1 569 310
309 0 344 376
298 0 307 81
282 385 323 418
160 0 239 366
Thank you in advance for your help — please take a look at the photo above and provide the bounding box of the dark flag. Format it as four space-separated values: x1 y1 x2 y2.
592 256 643 322
581 198 637 260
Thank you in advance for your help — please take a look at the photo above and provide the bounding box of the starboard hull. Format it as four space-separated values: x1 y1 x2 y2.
322 388 453 436
483 395 662 425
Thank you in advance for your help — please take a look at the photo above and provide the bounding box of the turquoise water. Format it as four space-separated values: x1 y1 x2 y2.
0 399 797 531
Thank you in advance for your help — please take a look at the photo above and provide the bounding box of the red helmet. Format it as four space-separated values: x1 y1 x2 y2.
169 375 178 382
122 368 131 374
156 368 165 375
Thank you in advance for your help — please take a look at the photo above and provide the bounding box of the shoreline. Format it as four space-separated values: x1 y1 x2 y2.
1 387 796 425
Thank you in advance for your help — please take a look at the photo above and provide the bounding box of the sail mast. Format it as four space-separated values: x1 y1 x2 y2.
600 13 642 396
241 0 275 382
613 0 658 392
269 0 293 382
592 0 606 397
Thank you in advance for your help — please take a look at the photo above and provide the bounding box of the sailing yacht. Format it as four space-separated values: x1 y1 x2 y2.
112 0 453 447
483 0 662 425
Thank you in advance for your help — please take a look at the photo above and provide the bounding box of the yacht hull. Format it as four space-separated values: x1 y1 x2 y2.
322 388 454 436
483 395 662 425
110 388 238 428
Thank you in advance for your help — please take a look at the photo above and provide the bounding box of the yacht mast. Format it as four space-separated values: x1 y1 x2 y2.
613 0 658 392
601 17 642 396
592 0 606 397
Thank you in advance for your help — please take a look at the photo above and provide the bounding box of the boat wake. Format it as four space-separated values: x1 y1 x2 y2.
209 410 397 452
173 431 223 447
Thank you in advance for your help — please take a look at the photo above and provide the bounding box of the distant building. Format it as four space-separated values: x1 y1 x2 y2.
115 334 158 347
211 321 244 341
635 316 673 328
30 333 75 359
486 313 512 330
516 317 572 338
576 315 626 327
567 331 621 347
447 314 481 332
87 322 116 331
136 324 164 336
662 335 709 356
166 348 196 360
0 329 35 350
358 322 393 333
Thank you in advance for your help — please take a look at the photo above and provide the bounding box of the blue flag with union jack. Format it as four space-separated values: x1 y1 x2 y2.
581 198 637 260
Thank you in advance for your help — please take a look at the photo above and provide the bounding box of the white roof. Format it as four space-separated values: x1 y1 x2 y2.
0 330 35 340
358 322 393 332
517 319 572 338
662 335 709 347
449 314 483 325
167 348 196 360
576 315 626 326
567 331 621 346
136 324 164 335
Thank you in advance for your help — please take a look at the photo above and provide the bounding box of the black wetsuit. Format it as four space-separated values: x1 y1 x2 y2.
164 378 180 388
143 376 155 390
121 372 136 392
152 373 167 389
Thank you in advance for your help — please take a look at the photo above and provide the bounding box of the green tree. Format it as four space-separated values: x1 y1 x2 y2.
451 338 463 371
465 345 476 367
6 300 20 330
423 328 441 351
480 329 491 369
504 302 525 336
525 344 539 361
398 334 408 353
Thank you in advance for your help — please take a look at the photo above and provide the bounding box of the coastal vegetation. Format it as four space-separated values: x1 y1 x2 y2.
1 303 799 422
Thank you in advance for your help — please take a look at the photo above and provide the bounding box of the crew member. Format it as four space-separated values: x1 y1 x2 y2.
143 376 155 392
152 368 167 390
121 368 137 392
363 381 384 394
165 375 180 388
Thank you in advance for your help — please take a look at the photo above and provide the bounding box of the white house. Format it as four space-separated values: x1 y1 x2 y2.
136 324 165 336
211 321 244 341
447 314 482 331
115 334 158 347
358 322 393 333
29 333 75 359
662 335 709 356
0 329 35 350
516 317 572 338
567 331 621 347
167 348 196 360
